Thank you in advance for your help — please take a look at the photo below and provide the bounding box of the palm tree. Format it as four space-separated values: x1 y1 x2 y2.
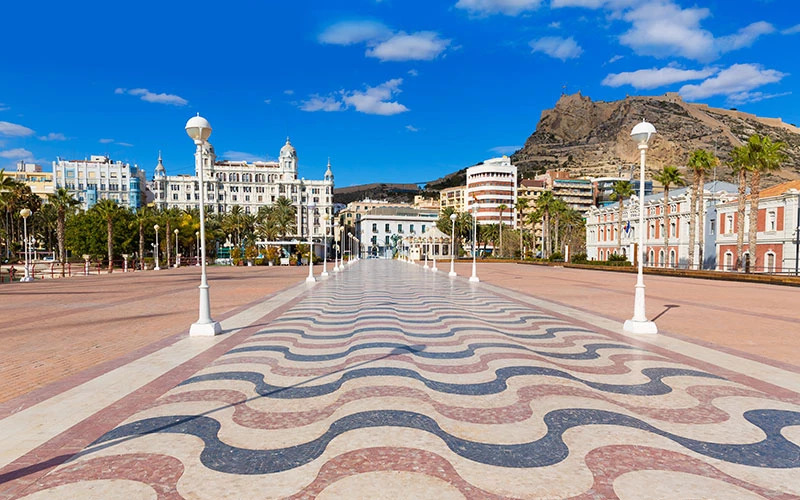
532 191 556 258
93 199 121 272
743 135 787 271
516 198 530 258
48 188 80 276
497 203 507 257
730 145 752 270
272 196 297 240
130 205 154 270
653 166 686 268
551 198 568 256
610 181 634 255
0 169 19 259
687 149 718 270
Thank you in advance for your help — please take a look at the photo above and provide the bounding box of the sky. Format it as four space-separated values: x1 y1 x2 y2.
1 0 798 187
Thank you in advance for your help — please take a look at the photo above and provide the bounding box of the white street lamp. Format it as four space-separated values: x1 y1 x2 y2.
153 224 161 271
20 208 33 282
195 231 200 266
431 237 438 272
624 120 658 335
186 114 221 336
333 221 340 272
321 214 330 277
424 235 429 270
470 203 480 283
174 228 180 267
306 202 316 283
449 213 457 277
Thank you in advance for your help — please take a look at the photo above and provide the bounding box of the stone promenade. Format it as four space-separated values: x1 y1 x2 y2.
1 260 799 499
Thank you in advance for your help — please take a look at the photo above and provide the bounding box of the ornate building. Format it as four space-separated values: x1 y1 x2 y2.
52 155 147 210
149 138 334 238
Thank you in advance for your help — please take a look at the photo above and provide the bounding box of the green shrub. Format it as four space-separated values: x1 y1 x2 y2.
549 252 564 262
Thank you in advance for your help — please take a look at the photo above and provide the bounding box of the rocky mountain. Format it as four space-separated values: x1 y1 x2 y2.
509 92 800 184
333 183 421 205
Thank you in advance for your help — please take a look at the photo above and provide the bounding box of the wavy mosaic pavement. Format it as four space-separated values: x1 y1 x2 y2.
18 261 800 499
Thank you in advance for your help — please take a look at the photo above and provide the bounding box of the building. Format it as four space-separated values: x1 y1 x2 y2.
586 181 738 269
413 195 440 211
716 181 800 273
53 155 147 210
6 162 54 199
465 156 518 227
552 178 594 216
594 177 654 207
339 199 412 228
149 138 334 239
355 206 439 258
439 185 466 213
517 179 547 250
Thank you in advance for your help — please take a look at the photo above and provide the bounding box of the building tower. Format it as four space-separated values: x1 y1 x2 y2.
279 137 298 180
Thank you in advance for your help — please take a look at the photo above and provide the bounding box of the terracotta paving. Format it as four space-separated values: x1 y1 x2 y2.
0 265 308 404
1 260 799 499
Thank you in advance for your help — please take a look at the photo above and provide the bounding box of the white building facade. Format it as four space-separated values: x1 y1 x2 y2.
585 182 738 269
355 207 439 258
466 157 518 227
149 138 334 238
52 155 148 210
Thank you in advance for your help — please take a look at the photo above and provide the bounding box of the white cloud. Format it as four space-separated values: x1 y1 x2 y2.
366 32 450 61
529 36 583 60
0 148 34 160
727 91 791 105
408 69 419 77
490 145 521 155
300 95 345 112
602 65 717 89
0 103 9 111
126 88 188 106
263 99 272 104
114 88 126 94
783 24 800 35
716 21 775 53
300 79 409 116
284 90 295 95
0 121 35 137
608 54 624 63
343 79 409 115
455 0 542 16
221 151 267 162
548 21 561 28
405 125 419 132
318 21 392 45
679 63 786 101
99 138 115 144
116 142 134 147
550 0 613 7
39 132 67 141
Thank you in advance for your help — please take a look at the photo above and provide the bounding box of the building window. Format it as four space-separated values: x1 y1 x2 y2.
709 220 715 235
398 224 403 233
385 223 390 232
768 210 776 231
385 235 390 245
410 224 415 234
726 215 734 234
766 252 776 273
372 223 377 233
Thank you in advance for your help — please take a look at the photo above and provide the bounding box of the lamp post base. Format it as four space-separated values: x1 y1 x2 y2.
448 271 457 277
190 320 222 336
623 319 658 334
321 271 329 277
306 276 316 283
20 276 34 282
154 266 161 271
469 276 480 283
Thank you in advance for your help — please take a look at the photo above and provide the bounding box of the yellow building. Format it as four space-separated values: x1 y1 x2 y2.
439 185 466 213
5 162 54 199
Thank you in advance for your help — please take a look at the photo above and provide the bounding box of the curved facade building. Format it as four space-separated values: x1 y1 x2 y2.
465 156 517 228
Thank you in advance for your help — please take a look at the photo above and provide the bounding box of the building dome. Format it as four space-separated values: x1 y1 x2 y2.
154 151 166 178
325 158 334 182
280 137 296 157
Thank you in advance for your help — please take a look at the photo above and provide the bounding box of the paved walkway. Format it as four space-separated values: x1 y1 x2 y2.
1 260 800 498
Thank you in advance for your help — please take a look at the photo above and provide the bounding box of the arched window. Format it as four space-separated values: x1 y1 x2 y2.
648 249 655 266
724 251 733 271
658 249 665 267
669 249 676 267
766 251 776 273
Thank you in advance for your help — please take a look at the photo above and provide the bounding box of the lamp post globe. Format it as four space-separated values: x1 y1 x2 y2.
20 208 33 282
153 224 161 271
624 120 658 334
186 114 221 337
306 202 316 283
449 213 457 277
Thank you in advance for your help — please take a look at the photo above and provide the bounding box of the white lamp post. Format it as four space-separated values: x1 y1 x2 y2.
174 228 180 267
306 202 316 283
20 208 33 282
153 224 161 270
195 231 200 266
470 204 480 283
624 120 658 334
333 221 340 272
424 235 429 270
431 237 438 272
186 114 221 336
449 213 457 277
321 214 330 277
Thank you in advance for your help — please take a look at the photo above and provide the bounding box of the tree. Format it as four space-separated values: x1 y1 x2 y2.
532 191 557 258
653 166 686 268
497 203 508 258
0 169 19 259
131 205 154 270
271 197 297 240
743 135 787 271
550 198 568 256
516 198 530 258
687 149 718 270
730 145 751 270
93 199 122 272
48 188 80 275
609 181 634 255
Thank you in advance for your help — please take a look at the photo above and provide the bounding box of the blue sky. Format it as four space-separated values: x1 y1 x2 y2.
1 0 798 187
